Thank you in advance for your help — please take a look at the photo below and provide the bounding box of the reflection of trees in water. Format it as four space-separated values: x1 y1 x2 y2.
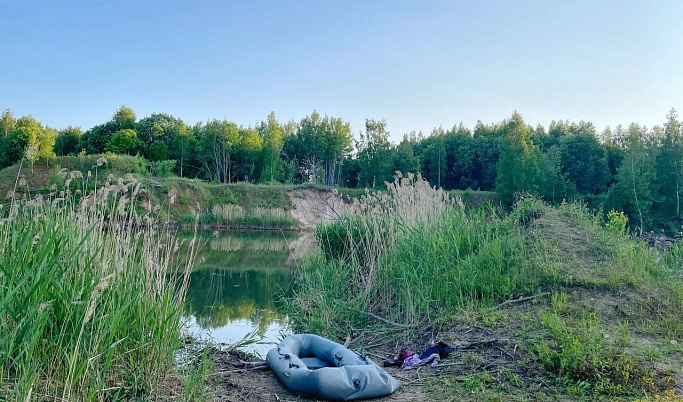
209 236 291 253
176 231 304 270
178 231 307 331
184 269 292 330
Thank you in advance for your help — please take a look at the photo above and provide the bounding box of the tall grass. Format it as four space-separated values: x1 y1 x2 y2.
288 174 556 333
0 157 198 401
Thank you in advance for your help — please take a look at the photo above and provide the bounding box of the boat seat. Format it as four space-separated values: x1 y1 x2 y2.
300 357 333 370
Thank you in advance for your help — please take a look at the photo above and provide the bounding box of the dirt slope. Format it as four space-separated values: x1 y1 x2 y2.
287 188 351 231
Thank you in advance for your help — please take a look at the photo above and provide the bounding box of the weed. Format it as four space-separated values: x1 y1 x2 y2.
606 209 629 234
551 292 569 314
533 309 656 397
511 193 544 225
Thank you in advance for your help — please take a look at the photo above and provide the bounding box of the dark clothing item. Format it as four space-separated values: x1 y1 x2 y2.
418 342 453 360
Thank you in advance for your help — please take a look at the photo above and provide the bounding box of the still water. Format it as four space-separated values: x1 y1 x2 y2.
177 230 313 357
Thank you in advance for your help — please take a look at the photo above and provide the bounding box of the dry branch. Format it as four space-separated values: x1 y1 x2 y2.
493 292 549 310
238 360 268 369
456 338 509 350
364 312 417 328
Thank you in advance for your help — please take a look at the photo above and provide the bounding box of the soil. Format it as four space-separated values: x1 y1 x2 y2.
286 188 351 231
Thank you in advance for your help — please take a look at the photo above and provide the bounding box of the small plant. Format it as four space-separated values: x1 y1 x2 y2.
511 193 544 225
551 292 569 314
533 309 656 397
606 209 629 234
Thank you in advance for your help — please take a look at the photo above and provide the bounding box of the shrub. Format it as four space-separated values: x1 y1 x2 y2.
606 209 629 234
149 159 177 177
511 193 544 225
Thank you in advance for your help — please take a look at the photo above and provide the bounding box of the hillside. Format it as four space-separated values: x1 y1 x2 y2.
220 197 683 402
0 155 499 230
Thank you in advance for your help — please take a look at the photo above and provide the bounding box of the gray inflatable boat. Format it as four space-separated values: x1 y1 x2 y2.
266 334 400 400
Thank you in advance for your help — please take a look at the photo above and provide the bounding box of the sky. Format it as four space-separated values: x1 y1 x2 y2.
1 0 682 141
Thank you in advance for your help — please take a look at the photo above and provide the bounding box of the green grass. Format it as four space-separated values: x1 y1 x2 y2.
291 207 556 332
286 178 553 333
285 188 683 400
0 163 200 401
531 309 656 397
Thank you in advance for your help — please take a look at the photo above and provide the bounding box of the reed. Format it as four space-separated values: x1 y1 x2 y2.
291 174 556 332
0 155 198 401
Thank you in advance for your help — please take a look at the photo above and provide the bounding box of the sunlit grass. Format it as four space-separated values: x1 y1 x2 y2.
0 156 199 401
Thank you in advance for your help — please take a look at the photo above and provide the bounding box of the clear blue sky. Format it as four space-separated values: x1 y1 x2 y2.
1 0 682 141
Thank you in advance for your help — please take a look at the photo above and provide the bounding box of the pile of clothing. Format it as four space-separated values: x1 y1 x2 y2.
384 342 453 370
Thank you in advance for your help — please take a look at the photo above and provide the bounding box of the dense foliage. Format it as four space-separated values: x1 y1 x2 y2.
1 106 682 232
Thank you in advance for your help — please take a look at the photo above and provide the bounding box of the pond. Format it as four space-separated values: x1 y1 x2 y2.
177 230 313 357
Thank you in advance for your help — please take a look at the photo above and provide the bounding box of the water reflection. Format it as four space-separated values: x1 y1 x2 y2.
177 231 310 356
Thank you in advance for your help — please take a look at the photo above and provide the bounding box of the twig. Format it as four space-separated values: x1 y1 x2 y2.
364 312 417 328
496 346 515 360
493 292 549 310
365 341 388 349
433 362 465 368
365 352 385 360
456 338 509 350
238 360 268 369
343 333 353 347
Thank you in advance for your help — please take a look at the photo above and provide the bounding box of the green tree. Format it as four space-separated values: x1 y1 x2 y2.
259 111 285 184
148 140 170 162
605 123 657 235
319 115 353 186
421 129 447 188
105 129 141 155
78 123 115 154
112 105 136 131
136 113 189 160
357 119 393 188
559 132 610 194
536 145 566 202
196 120 240 183
655 109 683 230
172 128 196 178
470 120 504 190
54 126 83 156
495 112 539 205
392 136 420 178
234 127 263 182
0 115 56 166
0 109 16 137
282 111 352 185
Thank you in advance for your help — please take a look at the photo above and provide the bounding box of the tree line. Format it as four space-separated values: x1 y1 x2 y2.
0 106 681 234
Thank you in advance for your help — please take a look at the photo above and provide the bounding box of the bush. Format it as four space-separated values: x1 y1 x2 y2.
511 193 544 225
606 209 629 234
149 159 177 177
